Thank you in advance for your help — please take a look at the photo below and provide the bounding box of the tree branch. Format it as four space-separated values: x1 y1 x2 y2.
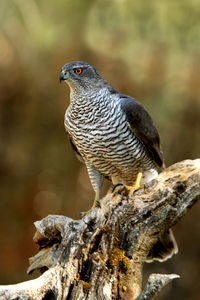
135 273 180 300
0 159 200 300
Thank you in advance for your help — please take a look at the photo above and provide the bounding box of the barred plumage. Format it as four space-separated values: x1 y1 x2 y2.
59 61 178 262
60 61 163 194
65 88 156 186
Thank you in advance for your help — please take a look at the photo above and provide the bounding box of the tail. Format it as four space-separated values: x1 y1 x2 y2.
146 229 178 262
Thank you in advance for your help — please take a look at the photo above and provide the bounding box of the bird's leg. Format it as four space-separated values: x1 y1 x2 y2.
125 171 143 195
80 163 103 218
91 190 101 209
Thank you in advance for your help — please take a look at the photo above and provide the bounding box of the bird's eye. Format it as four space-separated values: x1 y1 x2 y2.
74 68 83 75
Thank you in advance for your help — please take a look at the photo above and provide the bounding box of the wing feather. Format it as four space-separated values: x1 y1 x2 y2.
120 95 164 169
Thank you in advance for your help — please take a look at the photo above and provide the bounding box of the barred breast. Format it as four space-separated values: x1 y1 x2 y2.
64 88 157 185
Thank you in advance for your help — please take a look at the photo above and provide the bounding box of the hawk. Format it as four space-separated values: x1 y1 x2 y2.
59 61 177 261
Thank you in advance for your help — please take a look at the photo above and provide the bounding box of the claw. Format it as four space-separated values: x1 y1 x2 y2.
80 190 101 218
125 171 143 196
112 183 124 193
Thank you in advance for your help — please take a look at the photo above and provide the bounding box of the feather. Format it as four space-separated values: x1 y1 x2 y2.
68 134 84 163
120 95 164 169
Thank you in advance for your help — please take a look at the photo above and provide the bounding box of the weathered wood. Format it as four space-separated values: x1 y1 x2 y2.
0 159 200 300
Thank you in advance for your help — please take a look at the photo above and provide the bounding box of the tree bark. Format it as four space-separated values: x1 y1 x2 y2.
0 159 200 300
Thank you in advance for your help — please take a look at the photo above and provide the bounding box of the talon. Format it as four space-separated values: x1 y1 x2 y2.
112 183 124 193
125 171 143 196
80 190 101 218
95 199 101 208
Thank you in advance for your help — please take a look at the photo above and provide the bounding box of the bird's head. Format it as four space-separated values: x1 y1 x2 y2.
59 61 104 92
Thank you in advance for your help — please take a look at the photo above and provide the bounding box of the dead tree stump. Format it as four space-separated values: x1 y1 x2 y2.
0 159 200 300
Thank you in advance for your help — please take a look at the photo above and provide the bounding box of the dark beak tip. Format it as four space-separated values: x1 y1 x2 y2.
59 72 64 83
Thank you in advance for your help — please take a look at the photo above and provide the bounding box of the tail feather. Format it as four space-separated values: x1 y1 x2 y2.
146 229 178 262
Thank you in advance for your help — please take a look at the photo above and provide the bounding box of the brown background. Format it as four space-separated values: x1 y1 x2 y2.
0 1 200 299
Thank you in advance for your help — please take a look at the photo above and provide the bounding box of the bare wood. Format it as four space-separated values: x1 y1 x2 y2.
0 159 200 300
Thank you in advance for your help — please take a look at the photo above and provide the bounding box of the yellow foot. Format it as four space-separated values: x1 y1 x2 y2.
125 171 143 196
80 191 100 218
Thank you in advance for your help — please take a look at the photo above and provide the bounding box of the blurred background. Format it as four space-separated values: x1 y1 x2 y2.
0 0 200 299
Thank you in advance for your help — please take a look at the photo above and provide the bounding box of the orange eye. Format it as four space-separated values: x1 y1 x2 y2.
74 68 83 75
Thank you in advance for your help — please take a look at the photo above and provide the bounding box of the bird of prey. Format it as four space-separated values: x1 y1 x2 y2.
59 61 177 261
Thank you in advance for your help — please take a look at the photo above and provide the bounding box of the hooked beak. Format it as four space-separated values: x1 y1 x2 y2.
59 70 69 83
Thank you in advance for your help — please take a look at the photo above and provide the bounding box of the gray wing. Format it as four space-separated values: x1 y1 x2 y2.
120 95 164 169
